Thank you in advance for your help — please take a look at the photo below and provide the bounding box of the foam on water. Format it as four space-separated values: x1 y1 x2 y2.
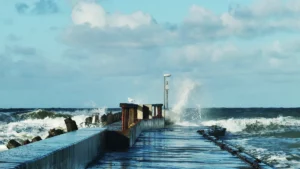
0 108 107 152
175 121 199 127
202 116 300 168
201 116 300 133
0 145 7 151
56 108 106 116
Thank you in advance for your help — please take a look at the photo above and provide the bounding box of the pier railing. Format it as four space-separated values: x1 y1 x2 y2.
119 103 163 131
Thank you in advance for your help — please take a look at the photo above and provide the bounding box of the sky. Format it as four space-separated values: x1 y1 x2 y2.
1 0 300 108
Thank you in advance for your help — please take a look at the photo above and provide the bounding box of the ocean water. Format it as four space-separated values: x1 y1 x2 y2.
171 108 300 169
0 108 118 152
1 107 299 168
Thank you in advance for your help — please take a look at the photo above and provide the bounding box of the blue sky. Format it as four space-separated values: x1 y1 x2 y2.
1 0 300 108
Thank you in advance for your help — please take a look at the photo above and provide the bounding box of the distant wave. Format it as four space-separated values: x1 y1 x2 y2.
16 109 71 120
201 116 300 134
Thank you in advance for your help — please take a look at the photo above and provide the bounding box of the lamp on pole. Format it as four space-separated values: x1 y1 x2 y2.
163 74 171 119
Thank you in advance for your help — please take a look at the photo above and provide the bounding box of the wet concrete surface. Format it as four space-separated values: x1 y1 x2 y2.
0 128 106 169
105 121 122 131
89 126 252 169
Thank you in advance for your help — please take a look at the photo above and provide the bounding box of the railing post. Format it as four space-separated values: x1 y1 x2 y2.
134 107 137 122
124 108 129 130
129 108 135 127
157 106 162 118
122 106 126 131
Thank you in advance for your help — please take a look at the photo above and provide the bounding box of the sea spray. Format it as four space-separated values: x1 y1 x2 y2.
168 78 201 125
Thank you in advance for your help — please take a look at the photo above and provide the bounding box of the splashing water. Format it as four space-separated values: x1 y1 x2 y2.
201 116 300 134
0 108 107 152
168 79 201 125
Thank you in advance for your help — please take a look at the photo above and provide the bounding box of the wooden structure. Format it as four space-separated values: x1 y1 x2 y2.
120 103 163 131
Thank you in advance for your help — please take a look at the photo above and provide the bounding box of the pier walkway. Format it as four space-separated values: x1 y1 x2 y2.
89 126 251 169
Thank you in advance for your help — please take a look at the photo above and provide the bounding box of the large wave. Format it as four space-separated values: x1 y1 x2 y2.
201 116 300 168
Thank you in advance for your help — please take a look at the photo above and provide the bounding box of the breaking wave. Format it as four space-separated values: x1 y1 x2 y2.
0 108 106 152
16 109 71 120
201 116 300 134
201 116 300 168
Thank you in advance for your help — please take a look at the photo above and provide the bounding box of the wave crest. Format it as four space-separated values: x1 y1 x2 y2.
201 116 300 134
16 109 71 120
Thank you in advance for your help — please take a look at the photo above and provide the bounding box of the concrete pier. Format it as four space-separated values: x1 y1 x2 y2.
89 126 252 169
0 102 269 169
0 128 106 169
0 102 165 169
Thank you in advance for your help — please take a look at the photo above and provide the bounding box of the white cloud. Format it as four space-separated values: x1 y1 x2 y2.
183 1 300 38
185 5 219 25
239 0 300 18
109 11 153 29
71 0 153 29
62 0 300 79
71 0 107 28
269 57 282 67
220 13 243 33
168 43 240 64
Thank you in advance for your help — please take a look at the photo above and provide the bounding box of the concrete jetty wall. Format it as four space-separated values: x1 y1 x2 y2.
129 118 164 147
0 119 165 169
0 128 106 169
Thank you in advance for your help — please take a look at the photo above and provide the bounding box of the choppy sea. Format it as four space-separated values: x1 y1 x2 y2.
0 107 299 168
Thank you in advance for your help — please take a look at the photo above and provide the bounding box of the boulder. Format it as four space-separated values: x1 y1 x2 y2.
208 125 226 137
47 128 64 138
23 139 31 145
6 140 21 149
113 113 119 122
107 113 113 125
31 136 42 143
65 117 78 132
101 114 107 123
85 117 93 125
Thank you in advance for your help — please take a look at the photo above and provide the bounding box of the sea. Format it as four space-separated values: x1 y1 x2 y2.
0 107 299 168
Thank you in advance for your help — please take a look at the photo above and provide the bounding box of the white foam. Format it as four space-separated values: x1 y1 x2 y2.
0 145 7 151
176 121 199 127
201 116 300 133
0 108 107 152
268 155 288 161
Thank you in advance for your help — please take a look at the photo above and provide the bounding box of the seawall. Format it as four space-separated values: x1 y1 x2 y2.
128 118 164 146
0 118 165 169
0 128 106 169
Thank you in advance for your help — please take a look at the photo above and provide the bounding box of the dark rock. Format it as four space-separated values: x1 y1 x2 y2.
101 112 122 126
107 113 113 125
101 114 107 123
23 139 31 145
31 136 42 143
197 130 205 134
47 128 64 138
116 112 122 120
114 113 119 122
65 117 78 132
85 117 93 125
6 140 21 149
208 125 226 137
